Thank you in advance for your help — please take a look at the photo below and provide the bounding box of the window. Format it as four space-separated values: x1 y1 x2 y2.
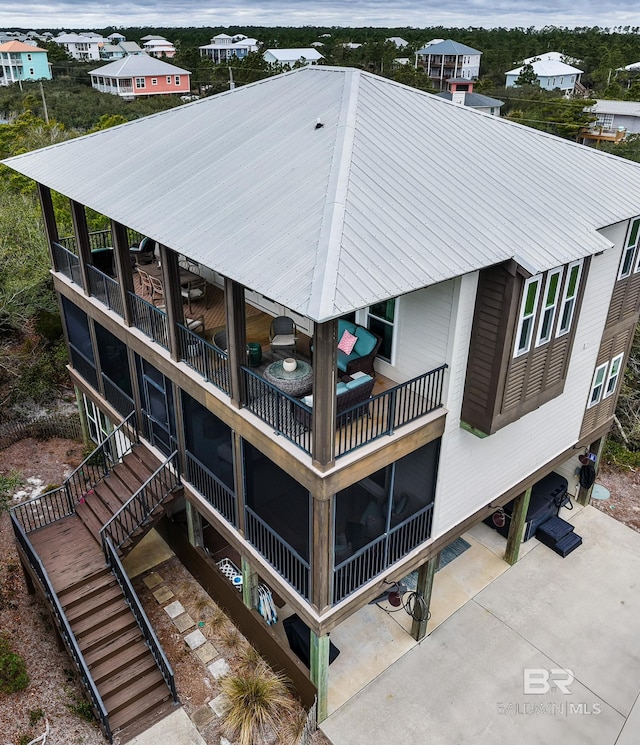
620 217 640 278
29 68 34 75
151 77 157 85
367 298 396 362
536 268 563 346
557 260 583 336
135 77 145 89
166 75 171 84
27 53 32 61
175 75 180 85
515 276 541 355
604 353 624 398
588 363 608 408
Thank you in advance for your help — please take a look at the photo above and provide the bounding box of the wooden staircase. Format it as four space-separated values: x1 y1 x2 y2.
26 445 179 742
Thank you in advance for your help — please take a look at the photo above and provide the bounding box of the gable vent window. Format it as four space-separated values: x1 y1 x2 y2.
515 276 541 355
588 352 624 409
536 268 563 346
557 260 583 336
619 217 640 278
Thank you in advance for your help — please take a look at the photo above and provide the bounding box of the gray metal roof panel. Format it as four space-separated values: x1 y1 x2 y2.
5 66 640 322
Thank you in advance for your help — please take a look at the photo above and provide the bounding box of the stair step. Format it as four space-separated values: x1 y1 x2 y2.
71 596 130 637
103 667 165 716
552 531 583 558
75 502 103 542
91 638 150 684
78 611 138 654
65 581 122 623
57 568 113 608
80 490 114 526
109 681 172 733
84 626 144 667
99 654 159 700
109 465 145 499
536 516 574 547
91 482 125 516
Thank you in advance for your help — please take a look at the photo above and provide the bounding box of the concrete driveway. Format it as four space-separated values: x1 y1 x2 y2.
321 506 640 745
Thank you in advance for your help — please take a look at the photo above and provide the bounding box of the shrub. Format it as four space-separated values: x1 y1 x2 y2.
0 636 29 693
220 665 297 745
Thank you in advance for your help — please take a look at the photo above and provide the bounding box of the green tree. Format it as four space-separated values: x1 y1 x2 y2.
515 63 539 87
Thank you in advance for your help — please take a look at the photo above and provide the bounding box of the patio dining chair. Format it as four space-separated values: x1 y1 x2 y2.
148 275 165 307
137 268 153 299
181 277 207 313
185 314 205 336
269 316 297 357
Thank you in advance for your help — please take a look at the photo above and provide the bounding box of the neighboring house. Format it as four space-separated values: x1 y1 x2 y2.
99 41 143 60
415 39 482 89
0 40 51 86
341 42 362 50
107 32 126 44
435 78 503 115
386 36 409 48
54 32 105 61
199 33 259 63
263 48 323 67
580 99 640 145
143 37 176 58
89 55 190 99
505 52 583 95
6 66 640 731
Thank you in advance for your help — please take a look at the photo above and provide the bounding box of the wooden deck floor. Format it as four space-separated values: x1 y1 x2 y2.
30 516 105 594
131 271 394 395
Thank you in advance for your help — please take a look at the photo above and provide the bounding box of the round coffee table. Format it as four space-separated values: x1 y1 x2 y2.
263 359 313 397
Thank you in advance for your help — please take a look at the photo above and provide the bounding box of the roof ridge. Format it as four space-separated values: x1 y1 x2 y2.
306 68 360 321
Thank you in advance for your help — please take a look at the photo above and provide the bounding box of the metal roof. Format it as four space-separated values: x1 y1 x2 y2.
89 54 190 77
435 91 504 108
590 100 640 117
417 40 482 56
5 66 640 322
506 59 583 77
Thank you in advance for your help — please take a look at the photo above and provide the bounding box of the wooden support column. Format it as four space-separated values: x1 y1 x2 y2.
185 501 204 548
110 219 134 325
310 630 330 723
241 556 259 610
224 278 247 408
126 347 145 437
504 487 532 565
70 199 91 292
36 183 59 267
577 436 606 506
312 320 337 469
410 552 440 641
311 495 332 612
159 245 182 361
74 385 91 447
232 432 246 534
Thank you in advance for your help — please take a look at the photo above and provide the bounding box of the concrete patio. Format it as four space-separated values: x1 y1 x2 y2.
321 504 640 744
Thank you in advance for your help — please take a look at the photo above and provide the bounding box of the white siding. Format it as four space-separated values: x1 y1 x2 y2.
373 280 455 382
432 225 625 537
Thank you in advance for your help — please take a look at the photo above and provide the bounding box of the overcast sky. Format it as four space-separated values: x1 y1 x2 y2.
1 0 638 32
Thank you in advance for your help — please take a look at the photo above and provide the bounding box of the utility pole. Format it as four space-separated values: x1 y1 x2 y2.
39 81 49 124
229 68 235 90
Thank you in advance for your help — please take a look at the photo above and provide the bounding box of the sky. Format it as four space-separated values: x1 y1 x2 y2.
2 0 640 32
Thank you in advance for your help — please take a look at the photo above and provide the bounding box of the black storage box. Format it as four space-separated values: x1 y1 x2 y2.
484 472 569 542
536 516 574 548
283 614 340 668
553 531 582 557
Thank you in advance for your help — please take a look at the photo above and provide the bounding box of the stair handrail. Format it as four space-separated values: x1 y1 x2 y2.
66 412 139 505
100 451 180 553
103 534 178 703
10 513 112 742
10 412 139 534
